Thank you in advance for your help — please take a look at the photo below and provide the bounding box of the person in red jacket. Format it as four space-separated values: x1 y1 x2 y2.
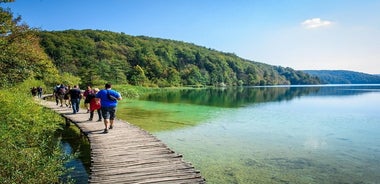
88 88 102 121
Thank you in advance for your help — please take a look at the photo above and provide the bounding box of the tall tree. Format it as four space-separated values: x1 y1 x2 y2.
130 65 148 86
0 6 59 87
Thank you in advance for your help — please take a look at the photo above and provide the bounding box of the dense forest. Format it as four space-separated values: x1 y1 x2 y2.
304 70 380 84
38 30 320 87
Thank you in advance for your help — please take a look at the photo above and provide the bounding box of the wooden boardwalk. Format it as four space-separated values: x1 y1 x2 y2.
38 98 205 184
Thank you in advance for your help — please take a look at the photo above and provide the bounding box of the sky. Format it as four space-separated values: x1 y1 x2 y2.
3 0 380 74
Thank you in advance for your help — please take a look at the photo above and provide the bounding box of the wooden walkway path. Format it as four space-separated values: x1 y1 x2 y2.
38 98 205 184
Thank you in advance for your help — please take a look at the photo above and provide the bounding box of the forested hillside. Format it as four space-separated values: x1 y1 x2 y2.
38 30 320 87
304 70 380 84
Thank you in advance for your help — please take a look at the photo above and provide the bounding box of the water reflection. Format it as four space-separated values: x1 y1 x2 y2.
120 85 380 132
140 87 320 107
140 85 380 108
305 84 380 96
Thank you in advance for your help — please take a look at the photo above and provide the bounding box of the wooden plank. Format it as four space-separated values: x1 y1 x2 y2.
37 97 205 183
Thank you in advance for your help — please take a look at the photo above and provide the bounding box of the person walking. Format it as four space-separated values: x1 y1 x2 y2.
69 85 82 114
96 83 122 133
83 86 93 113
31 87 37 96
88 88 102 121
57 84 67 107
37 86 43 98
53 84 60 105
64 85 71 107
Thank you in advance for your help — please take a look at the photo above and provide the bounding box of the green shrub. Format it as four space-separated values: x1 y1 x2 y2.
0 80 71 184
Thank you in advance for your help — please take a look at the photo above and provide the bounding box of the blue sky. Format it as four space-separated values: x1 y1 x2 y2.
3 0 380 74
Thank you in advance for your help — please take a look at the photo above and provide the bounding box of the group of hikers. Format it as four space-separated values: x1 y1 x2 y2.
30 86 43 98
53 83 122 133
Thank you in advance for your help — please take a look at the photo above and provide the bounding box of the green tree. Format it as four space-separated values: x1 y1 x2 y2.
165 67 181 86
0 6 59 88
130 65 148 86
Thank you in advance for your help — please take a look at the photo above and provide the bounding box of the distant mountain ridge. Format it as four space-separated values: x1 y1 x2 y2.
303 70 380 84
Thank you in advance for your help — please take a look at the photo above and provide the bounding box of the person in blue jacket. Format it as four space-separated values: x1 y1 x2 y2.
96 83 122 133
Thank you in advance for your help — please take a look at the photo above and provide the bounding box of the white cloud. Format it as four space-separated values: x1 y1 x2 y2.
302 18 333 29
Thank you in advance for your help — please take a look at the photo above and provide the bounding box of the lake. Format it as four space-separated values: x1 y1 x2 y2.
116 85 380 183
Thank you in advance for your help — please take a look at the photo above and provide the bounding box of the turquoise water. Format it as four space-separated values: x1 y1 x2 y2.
119 85 380 183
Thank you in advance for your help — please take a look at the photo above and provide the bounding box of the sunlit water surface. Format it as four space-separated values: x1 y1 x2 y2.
116 85 380 183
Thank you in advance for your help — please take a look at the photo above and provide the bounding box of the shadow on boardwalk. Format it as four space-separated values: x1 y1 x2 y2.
38 96 205 184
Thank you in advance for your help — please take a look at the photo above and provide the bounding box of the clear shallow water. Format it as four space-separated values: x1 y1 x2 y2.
61 141 88 184
61 125 90 184
120 85 380 183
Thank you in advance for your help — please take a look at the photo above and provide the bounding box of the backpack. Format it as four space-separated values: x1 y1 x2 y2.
58 87 66 95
